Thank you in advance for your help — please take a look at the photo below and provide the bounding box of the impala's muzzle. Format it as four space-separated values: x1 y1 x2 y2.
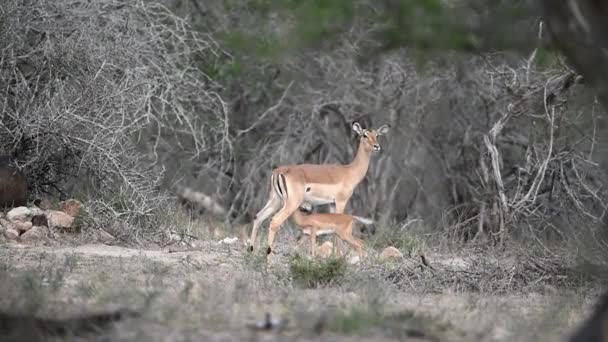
373 144 381 151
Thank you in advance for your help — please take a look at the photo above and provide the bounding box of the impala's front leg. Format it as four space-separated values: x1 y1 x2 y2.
309 226 318 257
332 199 348 257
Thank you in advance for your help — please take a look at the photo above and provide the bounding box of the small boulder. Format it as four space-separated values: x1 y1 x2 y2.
59 199 82 217
19 226 49 243
6 206 43 222
13 221 32 233
380 246 403 261
317 241 333 258
94 229 115 243
220 237 239 245
6 206 32 222
349 256 361 265
3 228 19 240
0 218 12 230
47 210 75 229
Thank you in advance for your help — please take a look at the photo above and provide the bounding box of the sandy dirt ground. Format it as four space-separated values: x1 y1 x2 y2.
0 239 599 342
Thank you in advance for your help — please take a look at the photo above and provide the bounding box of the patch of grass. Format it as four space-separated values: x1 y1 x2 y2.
76 281 98 299
19 271 46 314
367 225 420 254
143 259 172 276
242 250 267 272
329 305 382 334
329 305 455 338
63 253 79 272
289 254 347 288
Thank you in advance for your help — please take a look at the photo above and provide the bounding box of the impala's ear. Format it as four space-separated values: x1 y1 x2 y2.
376 124 390 136
352 122 363 136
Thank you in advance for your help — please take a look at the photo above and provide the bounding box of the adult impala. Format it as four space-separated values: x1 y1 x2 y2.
248 122 389 259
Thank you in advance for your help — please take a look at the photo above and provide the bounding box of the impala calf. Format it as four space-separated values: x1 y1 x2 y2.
248 121 389 261
293 202 371 259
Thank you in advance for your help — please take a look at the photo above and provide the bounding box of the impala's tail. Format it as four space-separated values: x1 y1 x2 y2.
352 216 374 225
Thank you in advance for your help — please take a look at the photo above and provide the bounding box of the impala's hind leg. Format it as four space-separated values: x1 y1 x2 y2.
337 221 365 258
249 188 281 252
266 195 302 262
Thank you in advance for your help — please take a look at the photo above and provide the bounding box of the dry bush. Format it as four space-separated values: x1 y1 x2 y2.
0 0 230 242
7 0 603 260
437 53 608 251
177 3 608 267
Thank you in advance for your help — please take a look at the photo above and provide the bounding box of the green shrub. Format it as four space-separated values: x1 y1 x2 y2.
367 226 420 254
289 255 347 288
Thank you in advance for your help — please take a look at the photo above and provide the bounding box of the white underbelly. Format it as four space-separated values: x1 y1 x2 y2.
303 182 344 205
303 194 334 205
302 228 334 236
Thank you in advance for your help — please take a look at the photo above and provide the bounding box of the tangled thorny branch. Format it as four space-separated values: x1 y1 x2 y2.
0 0 231 241
470 59 606 246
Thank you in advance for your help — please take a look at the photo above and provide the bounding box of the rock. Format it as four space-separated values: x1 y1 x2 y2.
59 199 82 217
13 221 32 233
317 241 333 258
0 218 12 231
220 237 239 245
47 210 75 229
3 228 19 240
6 206 43 222
6 206 32 222
94 229 115 243
380 246 403 261
19 226 48 243
349 256 361 265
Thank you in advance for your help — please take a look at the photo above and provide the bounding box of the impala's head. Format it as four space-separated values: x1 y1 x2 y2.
352 122 390 152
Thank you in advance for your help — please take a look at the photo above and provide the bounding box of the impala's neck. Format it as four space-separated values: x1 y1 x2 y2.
346 138 372 183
